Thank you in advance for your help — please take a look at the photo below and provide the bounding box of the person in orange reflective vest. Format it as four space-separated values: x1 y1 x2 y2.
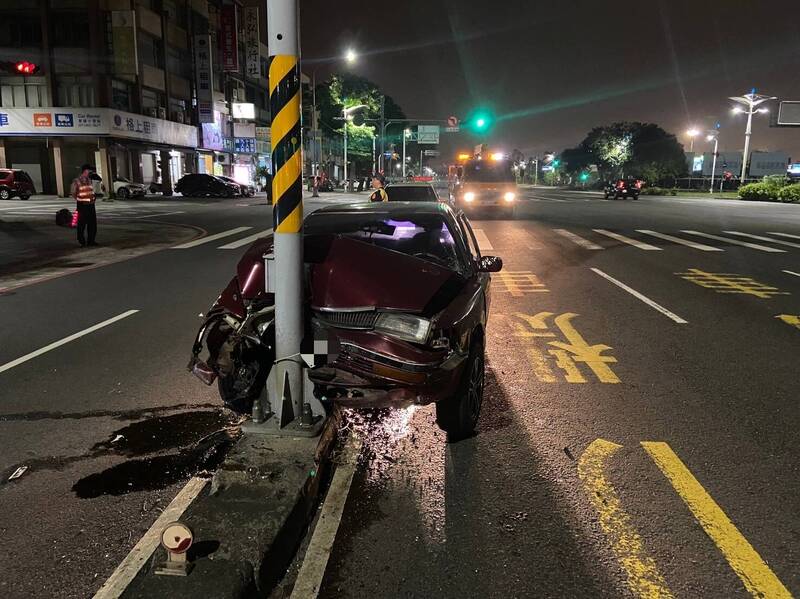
369 174 388 202
70 164 98 247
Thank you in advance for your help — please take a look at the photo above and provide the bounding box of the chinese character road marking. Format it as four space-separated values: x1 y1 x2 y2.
514 312 620 383
676 269 789 299
776 314 800 330
494 271 549 296
642 442 792 599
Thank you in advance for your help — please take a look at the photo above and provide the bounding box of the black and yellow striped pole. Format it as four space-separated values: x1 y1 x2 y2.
268 0 303 427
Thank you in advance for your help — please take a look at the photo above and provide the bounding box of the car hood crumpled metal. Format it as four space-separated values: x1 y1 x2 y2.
310 236 463 315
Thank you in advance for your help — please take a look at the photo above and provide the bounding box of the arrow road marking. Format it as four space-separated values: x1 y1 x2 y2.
0 310 139 375
642 442 792 599
578 439 674 599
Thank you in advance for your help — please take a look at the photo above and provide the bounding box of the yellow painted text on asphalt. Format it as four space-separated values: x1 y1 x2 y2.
676 269 789 298
493 271 549 297
776 314 800 330
513 312 620 383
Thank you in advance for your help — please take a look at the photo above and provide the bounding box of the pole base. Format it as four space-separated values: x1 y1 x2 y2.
241 413 323 437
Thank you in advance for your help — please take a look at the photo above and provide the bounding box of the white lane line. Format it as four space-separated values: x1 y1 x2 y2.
680 231 786 253
93 477 208 599
133 211 186 219
0 310 139 375
171 226 252 249
0 203 64 211
723 231 800 249
554 228 604 250
636 230 723 251
593 229 662 251
767 232 800 241
290 438 362 599
472 228 494 251
591 268 687 324
784 270 800 278
217 228 273 250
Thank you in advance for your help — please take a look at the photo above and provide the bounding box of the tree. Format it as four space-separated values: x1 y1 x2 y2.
313 74 406 172
560 146 594 176
575 122 687 183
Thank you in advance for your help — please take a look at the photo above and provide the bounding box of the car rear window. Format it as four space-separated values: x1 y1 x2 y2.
386 186 438 202
306 212 461 271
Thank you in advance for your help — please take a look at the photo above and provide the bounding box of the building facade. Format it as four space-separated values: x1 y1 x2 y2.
0 0 271 196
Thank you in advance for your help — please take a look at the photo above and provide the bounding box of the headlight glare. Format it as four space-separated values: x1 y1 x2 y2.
504 192 515 202
464 192 475 202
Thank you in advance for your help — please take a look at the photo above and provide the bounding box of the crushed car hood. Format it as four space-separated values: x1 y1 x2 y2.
310 236 463 314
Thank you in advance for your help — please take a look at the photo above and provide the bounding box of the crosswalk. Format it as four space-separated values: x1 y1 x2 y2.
471 227 800 255
171 226 273 250
0 201 192 219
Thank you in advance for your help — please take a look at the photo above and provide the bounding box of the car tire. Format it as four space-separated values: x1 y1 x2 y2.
117 187 129 200
0 188 10 200
436 336 485 442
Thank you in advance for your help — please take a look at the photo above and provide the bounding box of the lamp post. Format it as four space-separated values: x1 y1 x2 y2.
402 128 410 178
686 128 700 153
729 90 776 182
707 132 719 194
342 104 367 187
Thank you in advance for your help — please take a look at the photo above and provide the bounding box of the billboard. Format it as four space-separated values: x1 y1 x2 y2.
748 151 789 178
777 101 800 126
194 34 214 123
417 125 440 144
243 7 260 81
112 11 138 77
220 5 238 72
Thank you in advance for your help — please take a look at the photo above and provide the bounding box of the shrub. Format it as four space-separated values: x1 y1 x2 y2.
738 182 777 201
777 183 800 203
641 186 665 195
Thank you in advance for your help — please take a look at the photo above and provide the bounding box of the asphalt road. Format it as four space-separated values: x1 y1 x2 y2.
316 188 800 599
1 188 799 598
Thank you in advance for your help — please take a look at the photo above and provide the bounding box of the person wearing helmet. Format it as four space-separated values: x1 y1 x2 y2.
369 174 388 202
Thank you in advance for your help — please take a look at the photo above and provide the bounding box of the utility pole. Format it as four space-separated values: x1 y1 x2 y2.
379 95 385 173
402 129 408 178
265 0 304 429
708 134 719 194
343 107 347 186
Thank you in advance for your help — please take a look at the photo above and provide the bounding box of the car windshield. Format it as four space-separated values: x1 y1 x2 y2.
386 186 438 202
306 212 460 270
463 161 514 183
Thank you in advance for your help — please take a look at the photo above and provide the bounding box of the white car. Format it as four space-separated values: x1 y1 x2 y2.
113 176 147 199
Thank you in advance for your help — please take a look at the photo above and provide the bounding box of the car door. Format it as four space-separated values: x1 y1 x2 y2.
457 213 492 314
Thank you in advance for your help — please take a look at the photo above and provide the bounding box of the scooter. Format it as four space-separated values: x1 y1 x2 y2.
188 239 276 414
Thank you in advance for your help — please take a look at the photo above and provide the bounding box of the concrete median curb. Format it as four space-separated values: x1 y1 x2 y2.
120 408 341 599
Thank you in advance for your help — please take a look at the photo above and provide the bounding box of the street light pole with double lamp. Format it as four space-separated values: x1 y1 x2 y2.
729 90 776 182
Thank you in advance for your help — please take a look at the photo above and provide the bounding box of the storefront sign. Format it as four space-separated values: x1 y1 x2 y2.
255 126 270 141
233 122 255 138
232 103 255 120
243 6 260 81
234 137 257 153
201 122 224 151
112 11 138 76
0 108 199 148
223 137 234 153
193 34 214 123
220 5 238 72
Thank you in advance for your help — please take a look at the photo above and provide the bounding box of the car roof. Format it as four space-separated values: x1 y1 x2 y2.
386 182 434 188
312 201 452 217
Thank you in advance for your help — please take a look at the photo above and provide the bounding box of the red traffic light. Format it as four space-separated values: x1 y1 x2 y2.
15 61 39 74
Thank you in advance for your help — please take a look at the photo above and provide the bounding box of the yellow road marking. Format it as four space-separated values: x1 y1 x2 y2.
641 442 792 599
578 439 674 599
776 314 800 330
676 269 789 299
526 347 557 382
494 271 549 296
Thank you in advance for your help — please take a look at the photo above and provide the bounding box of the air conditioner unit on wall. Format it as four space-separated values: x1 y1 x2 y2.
172 110 185 124
217 154 230 164
157 107 167 120
144 107 158 118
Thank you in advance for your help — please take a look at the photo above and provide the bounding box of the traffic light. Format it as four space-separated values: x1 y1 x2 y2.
1 61 41 75
552 159 561 167
579 172 589 182
466 110 494 134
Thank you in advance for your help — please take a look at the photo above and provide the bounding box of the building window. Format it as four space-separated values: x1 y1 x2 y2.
0 81 49 108
166 46 191 79
138 32 164 69
162 0 187 30
56 76 95 107
111 79 132 111
169 98 187 123
51 12 89 47
0 14 42 47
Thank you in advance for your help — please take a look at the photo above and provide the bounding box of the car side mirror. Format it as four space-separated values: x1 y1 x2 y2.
478 255 503 273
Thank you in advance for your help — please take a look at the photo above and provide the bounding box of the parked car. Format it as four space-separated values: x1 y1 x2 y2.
603 178 642 200
217 175 256 197
175 173 239 198
385 182 440 202
188 202 502 440
0 168 36 200
113 176 147 199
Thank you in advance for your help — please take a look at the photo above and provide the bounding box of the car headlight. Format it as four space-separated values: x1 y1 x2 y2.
375 313 431 343
464 192 475 202
504 191 515 202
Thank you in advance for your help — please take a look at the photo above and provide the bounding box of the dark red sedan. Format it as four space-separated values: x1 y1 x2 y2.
305 202 502 439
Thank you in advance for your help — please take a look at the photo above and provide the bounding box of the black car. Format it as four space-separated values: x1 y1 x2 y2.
217 175 256 197
603 178 641 200
175 174 239 198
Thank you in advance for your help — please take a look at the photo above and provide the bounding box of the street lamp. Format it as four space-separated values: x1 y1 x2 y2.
706 132 719 194
402 128 410 178
685 128 700 153
342 104 368 186
345 48 357 64
729 90 776 182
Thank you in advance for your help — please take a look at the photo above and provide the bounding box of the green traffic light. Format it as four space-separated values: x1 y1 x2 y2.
580 172 589 181
467 110 493 134
476 118 486 129
553 159 560 167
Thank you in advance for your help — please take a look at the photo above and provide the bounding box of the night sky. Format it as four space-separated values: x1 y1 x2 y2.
300 0 800 160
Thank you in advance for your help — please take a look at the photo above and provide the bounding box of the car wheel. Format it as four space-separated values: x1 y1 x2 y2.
436 336 484 442
0 188 10 200
117 187 129 200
